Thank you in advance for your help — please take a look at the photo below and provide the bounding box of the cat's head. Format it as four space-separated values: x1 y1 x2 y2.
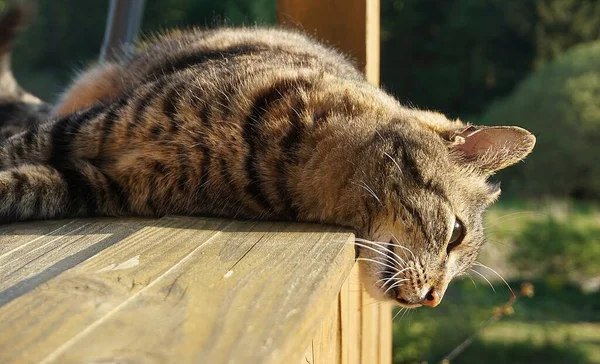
344 110 535 307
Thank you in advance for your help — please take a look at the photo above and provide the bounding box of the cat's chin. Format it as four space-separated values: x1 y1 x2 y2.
358 261 425 308
357 260 392 301
394 298 423 309
358 260 412 307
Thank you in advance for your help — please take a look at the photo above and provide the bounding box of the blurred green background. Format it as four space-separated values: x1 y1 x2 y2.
2 0 599 363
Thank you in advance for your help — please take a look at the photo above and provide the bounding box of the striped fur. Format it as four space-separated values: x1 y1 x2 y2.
0 8 535 306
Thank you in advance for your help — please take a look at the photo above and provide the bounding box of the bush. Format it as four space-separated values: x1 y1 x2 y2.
481 41 600 199
381 0 600 117
511 210 600 282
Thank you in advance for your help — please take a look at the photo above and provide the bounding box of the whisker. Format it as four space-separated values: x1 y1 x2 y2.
465 272 478 290
384 152 403 174
376 268 414 292
391 308 404 322
351 181 383 205
484 226 529 235
469 268 496 293
473 261 514 295
355 238 408 266
399 307 411 321
484 211 544 229
389 233 417 261
356 258 398 272
353 241 405 268
375 240 414 260
375 267 414 285
384 279 409 295
483 239 512 248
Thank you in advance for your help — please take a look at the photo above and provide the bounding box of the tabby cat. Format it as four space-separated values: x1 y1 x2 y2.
0 4 535 308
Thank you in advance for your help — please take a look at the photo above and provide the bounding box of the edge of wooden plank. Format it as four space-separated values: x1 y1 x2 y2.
272 230 356 363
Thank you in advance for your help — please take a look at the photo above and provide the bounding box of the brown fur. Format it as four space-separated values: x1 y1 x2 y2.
53 63 124 117
0 7 535 306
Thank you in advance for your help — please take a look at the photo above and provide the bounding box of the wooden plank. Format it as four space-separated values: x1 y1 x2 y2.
0 219 83 257
0 218 354 364
277 0 380 84
340 263 363 364
0 220 117 291
300 296 340 364
378 302 393 364
0 216 228 363
361 283 380 363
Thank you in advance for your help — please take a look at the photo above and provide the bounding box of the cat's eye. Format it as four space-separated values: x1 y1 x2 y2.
446 218 465 255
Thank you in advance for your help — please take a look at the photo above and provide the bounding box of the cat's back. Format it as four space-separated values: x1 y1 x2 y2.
55 27 368 116
127 27 365 85
45 27 390 219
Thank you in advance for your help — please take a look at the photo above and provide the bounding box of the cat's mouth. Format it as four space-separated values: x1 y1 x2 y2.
380 247 422 308
380 247 424 308
395 298 422 308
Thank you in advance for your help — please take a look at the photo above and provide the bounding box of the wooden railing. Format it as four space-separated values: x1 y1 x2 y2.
0 0 392 363
0 217 390 363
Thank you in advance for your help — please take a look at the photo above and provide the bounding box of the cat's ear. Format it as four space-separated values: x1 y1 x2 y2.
446 125 536 173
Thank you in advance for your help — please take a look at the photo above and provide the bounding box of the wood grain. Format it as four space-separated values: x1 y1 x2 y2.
299 262 393 364
341 263 363 364
0 217 355 364
300 297 340 363
379 301 393 364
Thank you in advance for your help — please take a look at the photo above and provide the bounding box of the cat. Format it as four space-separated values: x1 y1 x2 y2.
0 4 535 308
0 2 49 141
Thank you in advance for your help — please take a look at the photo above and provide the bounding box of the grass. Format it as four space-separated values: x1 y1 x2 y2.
483 200 600 286
392 200 600 364
393 279 600 364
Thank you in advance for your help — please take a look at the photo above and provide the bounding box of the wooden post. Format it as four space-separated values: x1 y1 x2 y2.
277 1 391 363
277 0 380 84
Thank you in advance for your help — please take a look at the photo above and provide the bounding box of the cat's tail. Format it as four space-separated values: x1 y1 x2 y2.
0 1 50 141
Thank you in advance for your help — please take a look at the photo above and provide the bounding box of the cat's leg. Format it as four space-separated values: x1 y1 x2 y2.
0 160 132 223
0 164 69 222
0 121 53 170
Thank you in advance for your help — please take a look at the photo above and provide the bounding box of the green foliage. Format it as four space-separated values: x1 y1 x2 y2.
10 0 275 101
392 279 599 364
511 213 600 281
381 0 536 117
484 200 600 282
11 0 108 98
392 201 600 363
7 0 600 117
380 0 600 117
392 282 489 363
535 0 600 64
481 41 600 199
141 0 275 32
447 339 588 364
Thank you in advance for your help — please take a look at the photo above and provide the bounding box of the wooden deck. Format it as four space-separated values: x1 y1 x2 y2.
0 217 391 363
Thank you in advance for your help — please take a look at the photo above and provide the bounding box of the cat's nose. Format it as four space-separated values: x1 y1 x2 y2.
420 288 441 307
